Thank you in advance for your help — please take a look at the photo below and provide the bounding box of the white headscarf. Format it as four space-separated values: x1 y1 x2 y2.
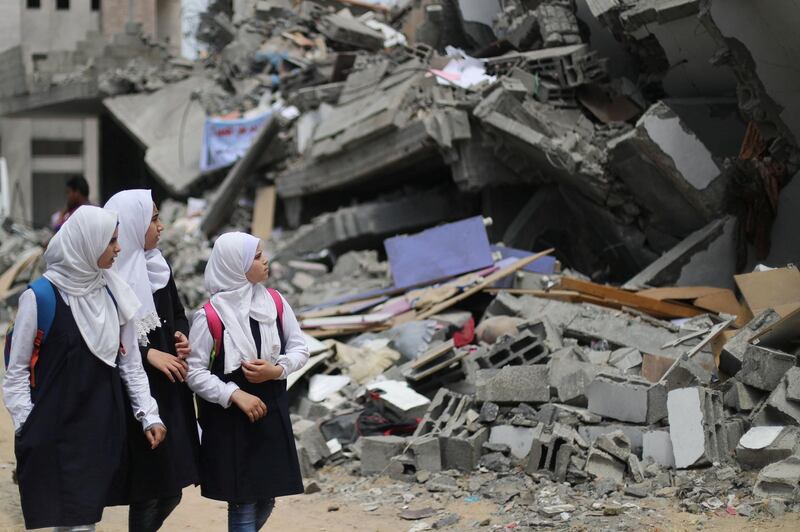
204 232 280 374
43 206 141 366
104 190 170 346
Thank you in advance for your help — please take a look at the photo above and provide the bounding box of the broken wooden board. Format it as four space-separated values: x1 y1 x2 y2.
297 295 388 320
251 186 276 241
300 312 394 329
410 339 456 370
559 277 703 319
415 249 555 320
637 285 744 318
735 266 800 317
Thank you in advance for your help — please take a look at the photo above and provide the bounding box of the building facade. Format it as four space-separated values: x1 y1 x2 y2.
0 0 182 227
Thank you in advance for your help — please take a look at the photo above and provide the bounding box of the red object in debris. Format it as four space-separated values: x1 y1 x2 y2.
453 317 475 347
726 506 737 516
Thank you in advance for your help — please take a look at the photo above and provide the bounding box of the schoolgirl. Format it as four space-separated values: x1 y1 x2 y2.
186 232 309 531
2 205 165 531
104 190 200 531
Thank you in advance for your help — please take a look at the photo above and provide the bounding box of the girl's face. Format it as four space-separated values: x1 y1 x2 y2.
245 247 269 284
144 203 164 251
97 228 121 269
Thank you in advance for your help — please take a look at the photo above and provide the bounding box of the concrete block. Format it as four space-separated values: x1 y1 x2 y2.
594 430 632 462
584 448 625 482
587 373 667 424
755 368 800 425
719 310 781 376
737 344 795 391
724 418 747 454
667 387 727 468
475 365 550 403
736 426 800 471
525 423 578 482
548 355 604 406
360 435 408 475
643 429 675 468
441 427 488 471
411 436 442 473
753 455 800 502
489 425 536 460
475 324 550 370
295 444 317 479
786 368 800 402
608 347 643 371
723 379 765 412
628 454 645 483
293 419 332 465
578 424 647 455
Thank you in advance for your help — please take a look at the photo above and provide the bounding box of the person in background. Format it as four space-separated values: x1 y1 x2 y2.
104 190 200 531
51 176 91 231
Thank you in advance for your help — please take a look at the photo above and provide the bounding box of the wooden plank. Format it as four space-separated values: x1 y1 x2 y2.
251 186 276 241
410 339 455 370
637 286 725 301
300 312 394 328
416 249 555 320
559 277 703 319
298 296 387 320
408 350 470 381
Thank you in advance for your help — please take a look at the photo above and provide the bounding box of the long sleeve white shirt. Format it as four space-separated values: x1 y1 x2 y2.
2 288 163 432
187 293 309 408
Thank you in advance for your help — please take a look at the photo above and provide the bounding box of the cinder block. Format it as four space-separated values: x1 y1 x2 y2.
587 373 667 424
360 435 408 475
475 323 550 369
723 380 765 412
667 387 728 468
579 424 647 455
754 368 800 426
584 448 625 482
411 436 442 473
719 310 781 376
441 427 488 471
643 429 675 468
753 455 800 501
525 422 577 482
489 425 536 460
594 430 631 462
736 426 800 470
293 419 332 465
737 344 795 391
476 365 550 403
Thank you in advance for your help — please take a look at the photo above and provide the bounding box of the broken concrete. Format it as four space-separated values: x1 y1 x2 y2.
719 309 782 376
667 387 728 468
360 435 408 475
587 373 667 424
737 344 795 392
736 426 800 471
753 455 800 502
475 365 550 404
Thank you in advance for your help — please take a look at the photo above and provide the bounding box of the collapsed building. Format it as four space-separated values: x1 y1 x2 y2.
2 0 800 525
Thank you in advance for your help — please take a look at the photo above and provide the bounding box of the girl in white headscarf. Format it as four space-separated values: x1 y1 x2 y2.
2 206 165 532
187 232 309 531
104 190 200 531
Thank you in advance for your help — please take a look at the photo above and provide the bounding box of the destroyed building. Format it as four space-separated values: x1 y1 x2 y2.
2 0 800 527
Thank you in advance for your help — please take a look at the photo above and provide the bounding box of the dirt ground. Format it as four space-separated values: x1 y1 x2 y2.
0 403 797 531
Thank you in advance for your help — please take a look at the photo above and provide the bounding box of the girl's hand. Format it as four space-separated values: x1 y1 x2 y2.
147 349 188 383
145 423 167 449
231 390 267 422
174 332 191 359
242 360 283 384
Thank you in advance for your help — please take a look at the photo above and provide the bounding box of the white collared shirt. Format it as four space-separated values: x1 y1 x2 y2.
187 293 309 407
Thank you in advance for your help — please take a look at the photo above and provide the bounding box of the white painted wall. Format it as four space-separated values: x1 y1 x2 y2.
20 2 101 58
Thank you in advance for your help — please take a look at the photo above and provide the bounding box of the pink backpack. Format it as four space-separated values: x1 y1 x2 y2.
203 288 284 369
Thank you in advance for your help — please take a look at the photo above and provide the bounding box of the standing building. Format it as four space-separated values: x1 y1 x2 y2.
0 0 182 227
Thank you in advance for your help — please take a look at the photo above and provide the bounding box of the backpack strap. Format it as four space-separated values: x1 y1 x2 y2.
267 288 285 352
204 302 223 370
28 278 56 388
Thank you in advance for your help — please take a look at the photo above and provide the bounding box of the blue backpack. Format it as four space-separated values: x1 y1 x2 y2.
3 278 57 388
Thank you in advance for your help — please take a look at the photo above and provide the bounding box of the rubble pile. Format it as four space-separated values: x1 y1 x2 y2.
276 223 800 524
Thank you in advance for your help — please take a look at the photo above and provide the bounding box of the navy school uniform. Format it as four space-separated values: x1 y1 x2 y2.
15 290 127 530
111 272 201 504
196 317 304 502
